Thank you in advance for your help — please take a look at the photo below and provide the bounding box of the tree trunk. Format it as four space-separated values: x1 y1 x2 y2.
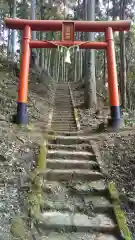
119 0 127 108
84 0 97 109
7 3 12 59
31 0 36 40
30 0 37 68
11 0 16 61
82 0 87 80
40 0 45 69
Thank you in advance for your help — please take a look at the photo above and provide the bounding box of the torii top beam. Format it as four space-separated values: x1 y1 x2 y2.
5 17 131 32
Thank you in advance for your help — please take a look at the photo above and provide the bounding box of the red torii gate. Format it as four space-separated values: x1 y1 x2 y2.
5 18 131 127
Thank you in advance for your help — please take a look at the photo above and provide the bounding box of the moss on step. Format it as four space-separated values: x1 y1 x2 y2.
27 138 47 221
11 216 30 240
45 133 56 140
27 188 44 215
37 141 47 169
74 108 78 121
108 182 131 240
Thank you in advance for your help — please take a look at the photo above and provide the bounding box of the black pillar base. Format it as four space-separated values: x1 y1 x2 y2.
15 102 28 125
110 106 120 119
109 105 123 129
108 118 124 129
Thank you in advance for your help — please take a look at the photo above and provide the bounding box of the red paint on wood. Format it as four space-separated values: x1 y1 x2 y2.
29 40 107 49
105 27 119 106
18 25 31 103
5 18 131 32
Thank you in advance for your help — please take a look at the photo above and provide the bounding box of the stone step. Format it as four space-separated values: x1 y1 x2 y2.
43 181 112 213
50 136 92 145
53 111 74 114
53 109 74 112
54 103 72 106
55 97 71 99
51 126 77 128
54 103 72 105
51 121 76 124
55 98 71 100
55 94 69 95
55 92 70 93
52 118 75 121
54 107 73 110
54 99 72 101
52 117 75 121
54 101 72 104
52 126 76 133
55 92 70 94
52 122 75 125
43 180 107 194
55 88 69 90
51 127 77 131
55 96 70 98
53 110 74 112
51 126 77 130
54 93 71 95
53 115 74 118
56 87 69 89
52 131 85 136
54 102 71 104
40 232 118 240
70 180 107 192
47 143 93 152
46 159 98 170
43 200 113 215
51 128 77 132
39 211 116 233
52 122 76 124
55 97 70 98
52 130 77 133
47 150 96 160
53 132 79 135
51 125 77 127
52 118 74 120
45 169 104 181
56 87 69 88
53 112 74 115
56 85 68 87
52 116 75 119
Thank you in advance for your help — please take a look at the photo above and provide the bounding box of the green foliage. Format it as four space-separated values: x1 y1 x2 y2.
108 182 131 240
37 143 47 169
11 216 29 239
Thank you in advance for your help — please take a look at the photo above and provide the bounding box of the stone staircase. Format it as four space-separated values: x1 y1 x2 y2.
39 83 125 239
51 83 77 132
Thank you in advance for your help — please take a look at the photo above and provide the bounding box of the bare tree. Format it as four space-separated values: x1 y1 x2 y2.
11 0 16 61
84 0 97 109
119 0 127 108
